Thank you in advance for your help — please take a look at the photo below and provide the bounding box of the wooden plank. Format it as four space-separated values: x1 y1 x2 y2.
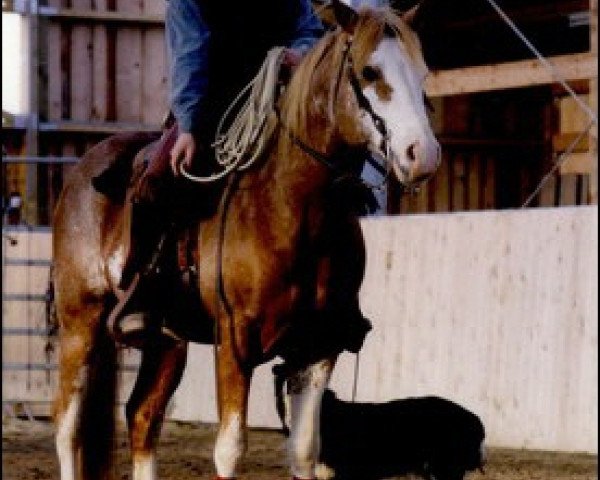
451 154 466 211
538 173 557 207
553 132 590 152
141 27 168 125
350 207 598 453
467 153 481 210
115 0 143 122
2 231 52 258
426 53 597 97
38 7 164 23
580 174 590 204
2 335 58 365
2 303 49 331
142 0 165 16
559 174 578 205
47 0 63 121
433 153 450 212
414 183 429 213
559 152 593 175
70 0 93 122
61 143 77 181
39 120 161 133
3 266 51 294
558 95 591 133
91 0 108 121
482 156 495 209
2 371 58 403
590 0 598 204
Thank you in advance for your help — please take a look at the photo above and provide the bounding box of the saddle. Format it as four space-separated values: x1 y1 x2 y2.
92 123 221 345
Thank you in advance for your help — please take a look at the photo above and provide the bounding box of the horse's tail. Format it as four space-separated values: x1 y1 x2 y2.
79 305 119 480
44 264 58 362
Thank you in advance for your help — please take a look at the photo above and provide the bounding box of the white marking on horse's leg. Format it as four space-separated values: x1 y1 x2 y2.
132 452 157 480
314 462 336 480
55 391 81 480
287 359 333 480
214 412 244 479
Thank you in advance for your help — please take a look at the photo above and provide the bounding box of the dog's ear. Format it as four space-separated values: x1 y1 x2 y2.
331 0 359 34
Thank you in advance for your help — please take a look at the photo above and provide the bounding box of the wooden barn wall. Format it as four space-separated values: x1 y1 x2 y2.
1 228 141 412
45 0 168 125
2 206 597 453
3 3 595 224
390 86 594 215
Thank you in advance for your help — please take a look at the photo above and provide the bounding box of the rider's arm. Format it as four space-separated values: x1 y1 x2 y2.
286 0 325 55
165 0 211 135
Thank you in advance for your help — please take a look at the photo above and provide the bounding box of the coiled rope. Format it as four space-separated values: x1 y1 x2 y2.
180 46 287 183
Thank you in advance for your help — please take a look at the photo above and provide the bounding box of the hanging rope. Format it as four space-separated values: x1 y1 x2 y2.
481 0 597 205
180 47 287 183
522 120 594 208
483 0 597 124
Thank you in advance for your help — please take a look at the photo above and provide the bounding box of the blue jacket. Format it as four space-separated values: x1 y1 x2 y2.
166 0 324 136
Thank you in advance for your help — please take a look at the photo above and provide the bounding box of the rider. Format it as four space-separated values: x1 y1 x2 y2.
95 0 325 345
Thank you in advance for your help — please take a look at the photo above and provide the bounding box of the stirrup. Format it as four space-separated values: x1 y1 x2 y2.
107 273 150 347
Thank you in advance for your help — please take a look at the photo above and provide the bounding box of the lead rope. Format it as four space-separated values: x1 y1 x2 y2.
180 47 286 183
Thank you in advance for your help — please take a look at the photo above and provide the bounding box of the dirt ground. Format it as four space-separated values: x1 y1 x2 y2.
2 417 597 480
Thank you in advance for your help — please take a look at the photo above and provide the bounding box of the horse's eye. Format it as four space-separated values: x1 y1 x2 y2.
362 66 380 82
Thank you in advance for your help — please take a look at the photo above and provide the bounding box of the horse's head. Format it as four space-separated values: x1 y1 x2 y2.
334 1 440 186
295 1 438 189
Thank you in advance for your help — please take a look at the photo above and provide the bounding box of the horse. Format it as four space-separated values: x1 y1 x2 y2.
51 2 440 479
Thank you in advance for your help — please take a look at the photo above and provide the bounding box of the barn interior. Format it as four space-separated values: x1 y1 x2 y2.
1 0 597 221
0 0 597 454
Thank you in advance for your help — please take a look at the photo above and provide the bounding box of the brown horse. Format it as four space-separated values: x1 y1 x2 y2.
51 3 440 479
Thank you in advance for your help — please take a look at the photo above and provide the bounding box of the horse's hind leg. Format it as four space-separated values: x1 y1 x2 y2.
286 357 336 480
54 303 117 480
126 339 187 480
55 325 90 480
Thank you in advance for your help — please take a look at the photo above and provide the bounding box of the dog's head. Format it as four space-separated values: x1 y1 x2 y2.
422 397 486 480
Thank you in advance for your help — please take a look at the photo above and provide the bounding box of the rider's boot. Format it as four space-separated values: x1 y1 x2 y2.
106 199 177 347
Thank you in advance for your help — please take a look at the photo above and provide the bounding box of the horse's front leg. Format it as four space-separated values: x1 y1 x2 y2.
286 357 337 480
213 320 253 480
126 339 187 480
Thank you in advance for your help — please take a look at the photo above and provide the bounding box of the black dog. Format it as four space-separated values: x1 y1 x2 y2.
316 390 486 480
274 377 486 480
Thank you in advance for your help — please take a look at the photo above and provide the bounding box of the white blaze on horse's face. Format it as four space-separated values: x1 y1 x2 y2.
359 34 440 185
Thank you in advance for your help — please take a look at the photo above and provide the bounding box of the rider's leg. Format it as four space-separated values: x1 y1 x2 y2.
106 125 180 345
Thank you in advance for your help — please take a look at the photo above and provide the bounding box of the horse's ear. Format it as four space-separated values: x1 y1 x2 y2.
331 0 359 34
402 2 420 25
401 1 428 32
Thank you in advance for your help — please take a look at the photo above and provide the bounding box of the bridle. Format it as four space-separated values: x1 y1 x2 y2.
281 31 393 188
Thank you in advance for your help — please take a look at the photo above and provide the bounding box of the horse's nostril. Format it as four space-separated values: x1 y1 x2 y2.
406 143 417 162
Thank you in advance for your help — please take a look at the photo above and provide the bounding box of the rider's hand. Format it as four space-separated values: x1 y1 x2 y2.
282 48 303 69
170 132 196 176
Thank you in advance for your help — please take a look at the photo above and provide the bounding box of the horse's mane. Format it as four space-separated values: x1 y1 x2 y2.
279 6 425 151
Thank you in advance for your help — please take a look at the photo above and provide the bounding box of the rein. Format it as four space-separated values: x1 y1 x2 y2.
280 33 393 189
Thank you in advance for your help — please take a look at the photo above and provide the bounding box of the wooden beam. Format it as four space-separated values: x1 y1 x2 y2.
589 0 598 204
37 7 164 24
38 120 160 133
442 0 590 31
553 132 590 152
559 152 593 175
426 53 597 97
